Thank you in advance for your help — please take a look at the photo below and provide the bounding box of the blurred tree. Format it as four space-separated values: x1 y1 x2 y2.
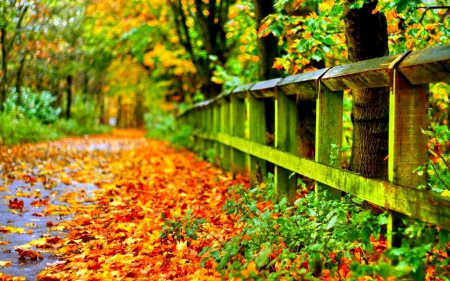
167 0 238 99
0 0 29 110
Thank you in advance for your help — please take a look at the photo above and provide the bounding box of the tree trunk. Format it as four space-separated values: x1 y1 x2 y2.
253 0 279 80
15 48 29 105
66 75 72 119
117 95 123 128
344 1 389 180
0 27 7 111
135 91 145 129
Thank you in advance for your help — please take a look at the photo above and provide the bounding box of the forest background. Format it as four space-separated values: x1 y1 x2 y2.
0 0 449 173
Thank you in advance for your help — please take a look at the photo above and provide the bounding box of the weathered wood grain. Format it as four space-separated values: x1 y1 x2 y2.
248 90 267 186
250 78 283 98
278 68 329 100
388 71 429 188
398 44 450 85
233 83 254 99
322 54 400 91
316 83 343 198
230 95 247 175
220 100 231 170
275 90 297 203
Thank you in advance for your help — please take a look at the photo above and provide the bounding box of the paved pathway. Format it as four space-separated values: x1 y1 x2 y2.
0 130 146 280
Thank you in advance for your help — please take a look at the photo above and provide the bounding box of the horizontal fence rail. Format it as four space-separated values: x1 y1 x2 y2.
177 44 450 235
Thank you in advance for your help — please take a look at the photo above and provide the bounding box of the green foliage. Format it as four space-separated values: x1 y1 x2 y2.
4 88 61 123
55 119 112 136
70 97 100 128
0 111 61 146
160 210 209 241
192 177 450 279
415 123 450 192
145 110 194 149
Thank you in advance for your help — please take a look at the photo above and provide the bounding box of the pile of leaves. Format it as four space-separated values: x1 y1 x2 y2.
0 133 245 280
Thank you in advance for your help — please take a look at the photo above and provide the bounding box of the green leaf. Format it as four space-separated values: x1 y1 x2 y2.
322 37 335 46
378 262 394 278
210 250 221 261
244 246 254 260
378 215 388 225
200 257 209 267
410 258 425 281
255 246 272 268
186 227 197 240
326 215 338 230
438 230 450 248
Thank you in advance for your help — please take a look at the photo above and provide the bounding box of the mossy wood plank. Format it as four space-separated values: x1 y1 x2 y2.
315 83 343 166
398 44 450 85
278 68 328 100
220 101 231 170
195 132 450 231
213 105 220 159
230 95 246 175
315 83 343 198
387 71 429 248
250 78 283 98
322 54 400 91
388 71 429 188
233 83 254 99
200 109 207 150
248 91 267 186
275 89 297 202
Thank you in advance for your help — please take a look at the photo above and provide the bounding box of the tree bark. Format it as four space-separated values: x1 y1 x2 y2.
15 48 29 105
0 27 7 111
344 1 389 180
135 91 145 129
253 0 279 80
66 75 72 119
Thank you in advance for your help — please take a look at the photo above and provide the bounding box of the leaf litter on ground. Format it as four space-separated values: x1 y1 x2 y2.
1 131 247 280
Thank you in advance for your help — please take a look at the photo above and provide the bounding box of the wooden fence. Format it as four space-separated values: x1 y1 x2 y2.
177 44 450 245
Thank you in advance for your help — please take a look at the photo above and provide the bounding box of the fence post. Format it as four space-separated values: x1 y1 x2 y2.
387 69 429 249
199 108 207 152
247 89 267 186
221 96 231 171
206 106 214 151
275 87 297 203
230 94 247 176
315 82 343 198
213 102 220 165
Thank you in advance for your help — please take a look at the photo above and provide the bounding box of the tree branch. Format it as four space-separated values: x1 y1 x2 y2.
6 5 29 53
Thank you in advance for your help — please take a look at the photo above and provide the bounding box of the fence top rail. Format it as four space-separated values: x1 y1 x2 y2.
399 44 450 85
250 78 282 98
278 68 329 100
178 44 450 117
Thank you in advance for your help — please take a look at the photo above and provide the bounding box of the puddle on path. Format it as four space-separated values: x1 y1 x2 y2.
0 180 97 280
0 134 147 280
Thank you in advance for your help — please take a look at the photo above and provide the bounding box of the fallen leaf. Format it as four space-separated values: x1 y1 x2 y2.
8 198 24 211
15 248 43 260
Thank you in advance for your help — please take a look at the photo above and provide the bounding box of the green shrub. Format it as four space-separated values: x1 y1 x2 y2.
0 112 61 145
55 119 111 136
145 111 193 149
161 175 450 280
4 88 61 123
71 97 100 128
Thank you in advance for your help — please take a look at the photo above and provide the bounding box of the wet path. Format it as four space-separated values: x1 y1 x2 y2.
0 130 147 280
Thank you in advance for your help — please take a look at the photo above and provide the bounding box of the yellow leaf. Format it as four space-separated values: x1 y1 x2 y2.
0 260 11 266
